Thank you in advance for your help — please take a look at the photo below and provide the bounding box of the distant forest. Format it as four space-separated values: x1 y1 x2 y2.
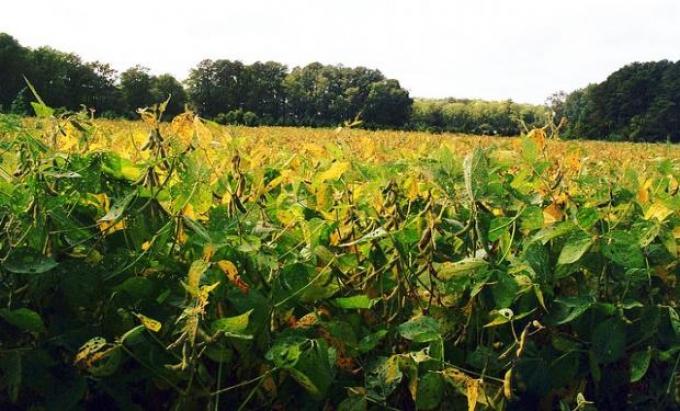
1 33 679 141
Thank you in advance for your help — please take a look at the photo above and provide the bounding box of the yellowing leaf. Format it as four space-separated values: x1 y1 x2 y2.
202 243 216 261
217 260 238 277
644 202 674 222
466 378 480 411
527 128 546 151
187 260 209 294
98 219 126 233
405 176 419 201
637 178 653 203
135 313 161 332
141 241 152 251
543 203 563 225
317 161 350 183
217 260 249 294
211 309 253 337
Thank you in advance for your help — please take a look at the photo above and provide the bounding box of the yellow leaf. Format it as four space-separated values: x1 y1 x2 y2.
187 260 209 293
404 176 419 201
203 243 216 261
99 219 126 233
527 128 546 151
217 260 249 294
217 260 238 278
317 161 350 183
637 178 653 203
183 203 196 220
466 378 480 411
644 202 674 222
135 313 161 332
543 203 563 225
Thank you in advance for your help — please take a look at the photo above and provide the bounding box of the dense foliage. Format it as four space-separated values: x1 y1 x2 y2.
186 60 412 129
410 99 548 136
553 61 680 142
1 94 680 410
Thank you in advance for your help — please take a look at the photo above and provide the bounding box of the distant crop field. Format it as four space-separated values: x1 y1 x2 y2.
1 108 680 410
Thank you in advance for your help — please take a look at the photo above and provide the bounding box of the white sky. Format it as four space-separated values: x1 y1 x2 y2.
3 0 680 104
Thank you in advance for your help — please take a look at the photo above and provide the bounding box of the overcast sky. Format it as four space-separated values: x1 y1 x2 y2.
3 0 680 104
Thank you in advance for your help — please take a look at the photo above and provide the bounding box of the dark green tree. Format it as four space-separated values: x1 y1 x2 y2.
120 65 155 117
362 79 412 128
0 33 30 112
151 74 187 118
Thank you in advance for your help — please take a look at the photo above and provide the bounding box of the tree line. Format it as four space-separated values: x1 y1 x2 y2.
4 32 679 140
550 60 680 142
0 33 411 128
410 99 548 136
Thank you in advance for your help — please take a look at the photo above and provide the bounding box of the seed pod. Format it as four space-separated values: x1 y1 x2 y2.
236 174 246 198
503 368 513 399
516 327 529 358
418 227 432 252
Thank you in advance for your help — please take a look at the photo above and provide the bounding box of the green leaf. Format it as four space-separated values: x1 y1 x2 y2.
366 356 403 400
30 101 54 118
592 318 626 364
602 231 645 269
557 232 593 265
292 339 335 398
629 348 651 382
266 337 306 368
24 77 54 118
551 296 595 325
114 277 153 299
489 217 512 242
576 207 600 229
398 316 440 343
338 397 367 411
357 329 388 353
520 206 544 231
463 148 488 200
334 295 378 309
491 271 519 308
669 307 680 338
99 190 137 223
531 222 575 245
416 372 444 410
3 248 58 274
211 309 253 339
339 227 388 247
436 259 488 280
0 308 45 332
268 338 334 399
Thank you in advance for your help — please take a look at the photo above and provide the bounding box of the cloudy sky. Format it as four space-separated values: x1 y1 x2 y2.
3 0 679 103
